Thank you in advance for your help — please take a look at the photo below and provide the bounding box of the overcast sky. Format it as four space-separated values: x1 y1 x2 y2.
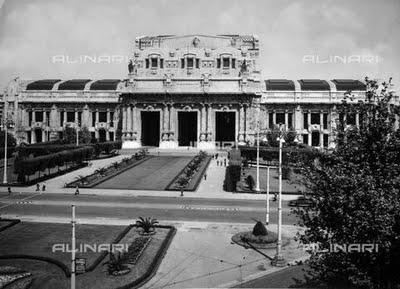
0 0 399 90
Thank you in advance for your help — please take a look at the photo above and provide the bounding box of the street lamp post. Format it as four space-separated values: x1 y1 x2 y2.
272 126 286 267
255 105 260 192
266 166 270 225
71 205 76 289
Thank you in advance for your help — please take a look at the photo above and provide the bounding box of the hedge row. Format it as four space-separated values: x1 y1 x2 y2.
223 165 241 192
16 144 80 158
16 140 122 159
91 141 122 156
239 146 320 165
14 146 94 177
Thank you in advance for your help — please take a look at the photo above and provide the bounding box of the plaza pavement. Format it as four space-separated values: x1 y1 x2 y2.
12 150 299 201
2 149 308 287
3 215 308 289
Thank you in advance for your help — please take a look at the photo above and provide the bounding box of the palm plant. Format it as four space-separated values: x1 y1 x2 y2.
95 167 107 177
136 217 159 233
75 175 88 185
112 162 120 170
102 252 128 275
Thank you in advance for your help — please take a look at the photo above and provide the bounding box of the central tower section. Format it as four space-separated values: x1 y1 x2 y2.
121 34 261 149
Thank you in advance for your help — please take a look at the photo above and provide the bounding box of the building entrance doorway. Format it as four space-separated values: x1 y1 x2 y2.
141 111 160 146
178 111 197 146
99 129 107 143
34 129 42 143
216 112 235 145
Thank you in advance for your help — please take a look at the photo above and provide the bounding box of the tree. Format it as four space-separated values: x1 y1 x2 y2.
62 126 77 144
79 126 92 144
0 131 16 147
295 78 400 288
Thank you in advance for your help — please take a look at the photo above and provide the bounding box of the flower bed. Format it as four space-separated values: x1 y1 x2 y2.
66 150 150 188
165 151 211 191
122 236 152 265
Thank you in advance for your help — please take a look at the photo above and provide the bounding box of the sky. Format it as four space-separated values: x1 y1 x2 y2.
0 0 399 90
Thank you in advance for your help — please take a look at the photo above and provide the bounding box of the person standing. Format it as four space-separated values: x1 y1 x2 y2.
75 185 80 196
204 173 207 180
36 183 40 191
7 186 12 196
42 183 46 192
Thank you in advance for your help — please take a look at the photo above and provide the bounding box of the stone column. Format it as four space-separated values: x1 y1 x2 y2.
355 112 360 127
294 105 302 131
106 109 110 124
122 106 127 135
42 130 46 143
272 111 276 128
63 110 67 126
95 110 99 124
307 112 311 131
31 129 36 144
285 111 289 130
127 106 132 133
43 111 47 125
206 104 212 141
170 105 176 140
245 105 250 141
265 110 269 130
82 105 90 128
32 109 36 123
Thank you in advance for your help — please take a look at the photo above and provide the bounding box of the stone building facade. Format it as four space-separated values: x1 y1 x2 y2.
2 34 380 149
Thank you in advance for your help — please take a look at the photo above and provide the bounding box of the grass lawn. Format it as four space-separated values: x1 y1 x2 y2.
242 167 306 193
0 222 127 272
94 156 192 190
0 224 174 289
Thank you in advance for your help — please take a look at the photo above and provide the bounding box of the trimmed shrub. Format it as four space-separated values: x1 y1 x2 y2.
246 175 255 191
252 221 268 236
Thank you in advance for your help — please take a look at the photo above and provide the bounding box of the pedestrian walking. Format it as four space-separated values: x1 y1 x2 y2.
224 158 227 166
216 153 219 159
42 183 46 192
217 160 219 166
204 173 207 180
75 185 80 196
36 183 40 191
7 186 11 196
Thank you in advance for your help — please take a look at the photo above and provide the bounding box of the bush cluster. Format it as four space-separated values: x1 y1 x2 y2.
14 146 94 180
223 165 241 192
240 146 320 165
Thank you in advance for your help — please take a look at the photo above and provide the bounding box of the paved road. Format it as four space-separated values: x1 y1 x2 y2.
235 265 308 288
0 192 299 225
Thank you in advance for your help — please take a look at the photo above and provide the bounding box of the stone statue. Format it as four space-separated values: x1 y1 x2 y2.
128 60 134 74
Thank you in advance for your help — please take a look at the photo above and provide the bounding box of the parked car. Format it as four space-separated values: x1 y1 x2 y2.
288 196 315 207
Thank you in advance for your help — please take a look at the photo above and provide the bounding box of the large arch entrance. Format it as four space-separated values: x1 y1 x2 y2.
141 111 160 146
215 111 235 145
178 111 197 146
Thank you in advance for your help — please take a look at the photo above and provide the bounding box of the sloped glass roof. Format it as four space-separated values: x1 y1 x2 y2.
265 79 295 91
26 79 61 90
332 79 366 91
58 79 91 90
90 79 121 90
299 79 330 91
